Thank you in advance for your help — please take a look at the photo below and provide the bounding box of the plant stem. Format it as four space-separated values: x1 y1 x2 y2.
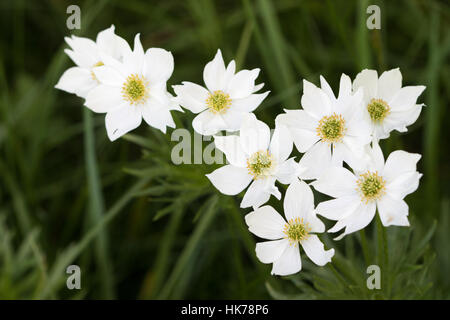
83 108 114 299
376 215 389 298
359 229 371 266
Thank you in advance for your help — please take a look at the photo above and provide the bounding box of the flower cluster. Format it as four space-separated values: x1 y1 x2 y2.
56 26 425 276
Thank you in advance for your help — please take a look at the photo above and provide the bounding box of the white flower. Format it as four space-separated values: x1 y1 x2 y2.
313 142 422 239
84 34 181 141
206 114 297 209
276 74 372 180
55 25 131 98
353 68 426 140
173 49 269 136
245 179 334 276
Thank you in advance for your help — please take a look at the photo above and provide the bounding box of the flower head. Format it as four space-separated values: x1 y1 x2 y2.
353 68 426 140
276 74 372 180
173 49 269 136
206 114 297 209
245 180 334 276
313 142 422 239
55 25 131 98
83 34 181 141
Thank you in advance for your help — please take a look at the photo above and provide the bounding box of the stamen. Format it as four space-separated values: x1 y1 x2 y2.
206 90 231 114
356 171 386 203
316 113 346 143
121 74 149 105
367 98 390 123
246 150 274 179
283 217 311 245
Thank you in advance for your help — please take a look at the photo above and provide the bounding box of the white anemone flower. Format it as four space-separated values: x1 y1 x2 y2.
353 68 426 140
245 179 334 276
55 25 131 98
206 114 297 209
84 34 181 141
173 49 269 136
276 75 372 180
313 142 422 240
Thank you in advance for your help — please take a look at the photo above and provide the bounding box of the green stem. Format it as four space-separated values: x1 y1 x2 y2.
359 229 371 266
83 109 114 299
376 215 389 298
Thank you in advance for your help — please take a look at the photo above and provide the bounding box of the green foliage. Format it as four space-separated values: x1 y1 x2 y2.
0 0 449 299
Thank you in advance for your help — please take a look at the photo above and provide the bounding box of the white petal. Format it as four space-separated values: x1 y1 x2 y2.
387 171 422 200
275 110 319 152
316 194 361 221
192 110 228 136
244 205 286 240
284 179 314 221
105 105 142 141
275 158 299 184
353 69 378 101
221 110 247 132
203 49 226 92
144 48 174 83
173 82 209 114
271 244 302 276
231 91 269 113
123 34 145 74
213 135 247 167
239 115 271 155
269 123 293 162
141 97 177 133
320 75 336 101
255 239 289 264
377 195 410 227
384 104 423 132
84 84 124 113
240 178 276 209
382 150 421 182
301 79 332 119
278 109 318 130
206 165 252 195
65 36 98 67
227 69 260 99
55 67 95 98
312 166 357 198
389 86 426 111
297 141 332 180
378 68 402 102
96 25 131 60
92 65 124 86
342 202 376 236
337 73 352 101
301 235 334 266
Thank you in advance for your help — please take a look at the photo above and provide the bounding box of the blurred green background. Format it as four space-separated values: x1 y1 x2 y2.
0 0 449 299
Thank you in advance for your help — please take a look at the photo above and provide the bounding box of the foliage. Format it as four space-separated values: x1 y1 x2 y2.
0 0 449 299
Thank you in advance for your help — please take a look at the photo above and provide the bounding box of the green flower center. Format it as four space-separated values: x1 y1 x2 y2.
247 150 274 178
206 90 231 114
367 98 390 122
283 218 310 244
357 171 386 203
316 113 346 143
122 74 149 105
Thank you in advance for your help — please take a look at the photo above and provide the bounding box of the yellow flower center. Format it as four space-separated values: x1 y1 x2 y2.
357 171 386 203
206 90 231 114
367 98 390 123
90 61 104 82
316 113 346 143
122 74 149 105
283 217 311 245
246 150 274 179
